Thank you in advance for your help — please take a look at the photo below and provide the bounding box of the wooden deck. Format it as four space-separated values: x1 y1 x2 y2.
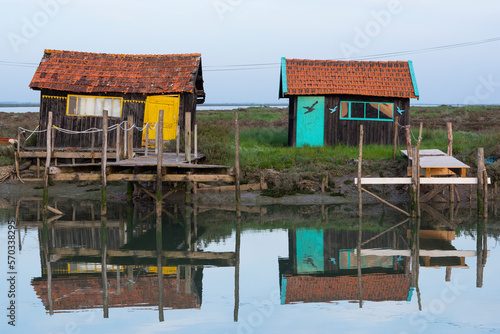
402 149 469 177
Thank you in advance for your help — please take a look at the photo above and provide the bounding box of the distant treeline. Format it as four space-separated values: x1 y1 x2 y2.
0 103 39 107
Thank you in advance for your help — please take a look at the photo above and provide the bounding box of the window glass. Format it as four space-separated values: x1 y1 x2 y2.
379 103 393 119
112 99 122 117
366 103 379 119
350 102 364 118
67 96 77 115
67 95 122 118
85 97 95 116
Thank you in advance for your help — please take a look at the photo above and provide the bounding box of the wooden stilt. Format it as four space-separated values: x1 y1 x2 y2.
101 110 108 217
235 112 241 213
185 111 192 162
145 125 149 157
157 110 164 205
127 115 133 160
393 116 399 160
43 112 53 214
176 125 180 162
194 123 198 159
358 125 363 217
405 125 412 163
447 122 453 156
477 148 487 217
116 122 121 162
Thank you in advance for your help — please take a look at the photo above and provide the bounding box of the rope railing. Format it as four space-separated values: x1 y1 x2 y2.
18 121 159 137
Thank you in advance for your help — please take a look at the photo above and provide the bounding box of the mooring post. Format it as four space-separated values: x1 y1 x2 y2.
235 112 241 214
393 116 399 160
116 121 121 162
101 110 108 217
91 132 95 163
43 112 53 214
447 122 454 204
477 148 487 217
127 115 133 159
405 125 412 163
176 125 180 162
185 111 192 162
358 124 363 217
157 110 164 204
194 122 198 160
145 125 149 157
411 149 420 218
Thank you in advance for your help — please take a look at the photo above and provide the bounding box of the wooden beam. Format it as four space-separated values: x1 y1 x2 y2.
360 187 410 216
354 177 491 185
49 248 235 260
419 184 447 203
50 173 235 183
354 248 490 258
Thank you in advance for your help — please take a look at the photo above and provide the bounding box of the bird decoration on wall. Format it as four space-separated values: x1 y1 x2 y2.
303 101 318 114
397 106 405 115
329 106 337 113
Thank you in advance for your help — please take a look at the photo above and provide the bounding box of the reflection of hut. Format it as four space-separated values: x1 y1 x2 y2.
413 230 467 268
31 271 202 311
279 228 411 304
279 58 419 147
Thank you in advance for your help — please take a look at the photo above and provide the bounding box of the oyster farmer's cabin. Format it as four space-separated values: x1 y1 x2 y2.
29 49 205 149
279 58 419 147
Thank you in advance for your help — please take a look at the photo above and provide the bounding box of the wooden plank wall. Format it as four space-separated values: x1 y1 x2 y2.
287 94 410 146
36 90 198 148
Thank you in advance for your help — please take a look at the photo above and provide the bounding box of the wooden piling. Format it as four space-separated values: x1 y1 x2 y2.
235 112 241 213
185 111 192 162
157 110 164 204
405 125 412 161
43 112 53 213
176 125 180 162
411 149 420 218
477 148 487 217
127 115 133 159
358 125 363 217
145 125 149 157
447 122 453 156
393 116 399 160
194 123 198 159
116 121 121 162
101 110 108 216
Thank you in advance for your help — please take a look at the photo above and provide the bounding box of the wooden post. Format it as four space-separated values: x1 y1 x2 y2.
176 125 180 162
43 112 53 214
321 173 327 193
393 116 399 160
91 132 95 163
477 148 486 217
411 148 420 218
185 111 192 162
405 125 412 161
447 122 453 156
101 110 108 217
194 122 198 159
235 112 241 213
127 115 133 159
157 110 164 204
358 125 363 217
116 122 121 162
145 125 149 157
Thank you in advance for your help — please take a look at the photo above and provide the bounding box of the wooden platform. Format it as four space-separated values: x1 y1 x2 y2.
402 149 469 177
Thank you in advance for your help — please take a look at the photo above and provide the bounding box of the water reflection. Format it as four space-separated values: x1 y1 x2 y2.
9 197 495 326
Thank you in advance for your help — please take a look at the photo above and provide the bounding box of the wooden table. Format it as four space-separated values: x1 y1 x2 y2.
401 149 470 177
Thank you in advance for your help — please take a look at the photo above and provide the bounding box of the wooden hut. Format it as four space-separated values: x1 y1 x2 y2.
29 49 205 149
279 58 419 147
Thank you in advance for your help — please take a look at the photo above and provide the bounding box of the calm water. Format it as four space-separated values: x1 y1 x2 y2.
0 197 499 334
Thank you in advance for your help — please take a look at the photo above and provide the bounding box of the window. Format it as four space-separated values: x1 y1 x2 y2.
339 101 394 121
67 95 122 118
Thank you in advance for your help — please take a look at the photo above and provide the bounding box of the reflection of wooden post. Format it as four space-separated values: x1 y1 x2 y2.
185 111 192 162
101 217 109 318
393 116 399 160
156 202 164 322
235 112 241 214
410 218 422 311
234 217 241 322
43 112 53 214
358 125 363 217
445 267 452 282
42 221 53 315
476 219 484 288
101 110 108 217
357 215 363 308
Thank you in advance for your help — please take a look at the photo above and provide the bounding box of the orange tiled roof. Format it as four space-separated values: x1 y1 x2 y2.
281 58 418 99
29 49 203 95
283 273 411 304
31 275 200 311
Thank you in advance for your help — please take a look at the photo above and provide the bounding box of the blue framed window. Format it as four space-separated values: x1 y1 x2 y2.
340 101 394 121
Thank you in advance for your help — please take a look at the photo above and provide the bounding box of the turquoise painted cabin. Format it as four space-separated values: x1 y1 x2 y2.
279 58 419 147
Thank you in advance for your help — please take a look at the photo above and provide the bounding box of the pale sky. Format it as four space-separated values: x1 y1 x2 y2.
1 0 499 105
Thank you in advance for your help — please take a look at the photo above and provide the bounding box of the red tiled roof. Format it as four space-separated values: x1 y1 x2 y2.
31 275 200 311
282 58 418 98
284 273 411 304
29 49 203 95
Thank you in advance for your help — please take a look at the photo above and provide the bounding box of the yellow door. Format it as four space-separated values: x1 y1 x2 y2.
142 95 180 147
